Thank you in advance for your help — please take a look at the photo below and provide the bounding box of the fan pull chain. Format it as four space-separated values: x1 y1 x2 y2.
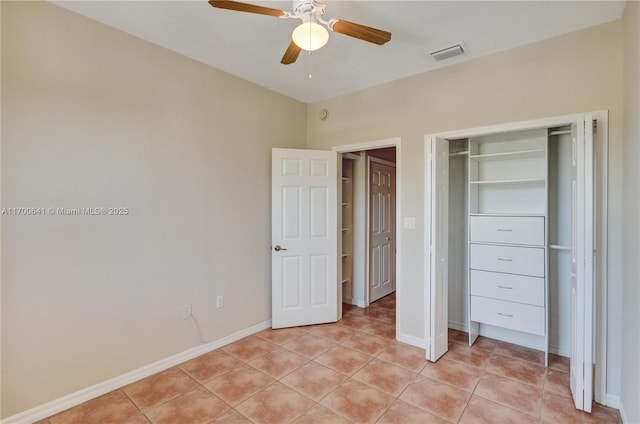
308 28 313 79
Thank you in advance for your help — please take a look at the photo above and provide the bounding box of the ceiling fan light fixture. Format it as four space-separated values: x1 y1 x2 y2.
292 22 329 51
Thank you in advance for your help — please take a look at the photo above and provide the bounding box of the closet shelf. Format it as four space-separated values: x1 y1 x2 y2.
470 149 545 161
470 178 546 185
449 151 469 157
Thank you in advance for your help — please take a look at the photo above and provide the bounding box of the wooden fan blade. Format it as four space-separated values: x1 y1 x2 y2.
281 40 302 65
208 0 285 17
331 19 391 45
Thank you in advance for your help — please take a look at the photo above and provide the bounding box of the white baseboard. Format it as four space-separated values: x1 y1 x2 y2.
397 332 427 349
448 320 467 333
448 320 570 357
617 399 627 423
1 320 272 424
605 394 620 409
354 299 368 308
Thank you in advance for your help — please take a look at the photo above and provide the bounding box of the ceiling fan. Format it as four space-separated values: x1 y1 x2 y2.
209 0 392 65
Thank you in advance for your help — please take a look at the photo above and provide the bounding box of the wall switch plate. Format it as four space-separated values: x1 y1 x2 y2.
216 295 224 309
403 217 416 229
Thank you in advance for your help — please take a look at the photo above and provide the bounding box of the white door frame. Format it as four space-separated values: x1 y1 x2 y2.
424 111 609 403
332 138 407 343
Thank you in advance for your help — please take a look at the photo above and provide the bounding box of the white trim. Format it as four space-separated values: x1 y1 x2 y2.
331 138 399 153
354 299 368 308
592 110 609 405
605 394 621 410
1 320 272 424
369 156 396 168
333 138 404 344
365 155 372 305
617 399 628 423
397 332 428 349
427 112 605 140
449 320 571 357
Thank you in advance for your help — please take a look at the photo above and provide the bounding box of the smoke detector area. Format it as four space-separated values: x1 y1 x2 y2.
430 43 466 61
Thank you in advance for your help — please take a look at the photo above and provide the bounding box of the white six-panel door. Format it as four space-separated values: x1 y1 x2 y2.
370 160 396 302
272 148 338 329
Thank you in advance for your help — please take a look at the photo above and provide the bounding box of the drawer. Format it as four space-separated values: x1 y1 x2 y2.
470 244 545 277
470 270 544 306
470 296 545 335
470 216 544 246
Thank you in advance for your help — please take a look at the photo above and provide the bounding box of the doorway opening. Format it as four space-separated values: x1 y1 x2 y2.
341 147 397 310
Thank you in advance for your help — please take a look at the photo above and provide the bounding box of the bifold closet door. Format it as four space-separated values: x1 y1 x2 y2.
427 137 449 361
569 116 594 413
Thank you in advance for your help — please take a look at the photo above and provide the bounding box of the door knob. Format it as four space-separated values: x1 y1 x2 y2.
274 245 287 252
385 237 391 241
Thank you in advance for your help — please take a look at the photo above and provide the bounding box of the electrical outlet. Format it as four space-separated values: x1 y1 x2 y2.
182 304 192 320
216 295 224 309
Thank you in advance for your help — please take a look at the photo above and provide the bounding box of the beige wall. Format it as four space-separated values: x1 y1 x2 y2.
307 21 624 399
0 2 306 417
621 1 640 422
1 1 632 419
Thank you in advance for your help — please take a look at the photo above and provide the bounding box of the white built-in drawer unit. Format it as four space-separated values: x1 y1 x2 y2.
466 129 549 363
470 296 545 335
470 244 545 277
470 216 544 246
470 270 544 306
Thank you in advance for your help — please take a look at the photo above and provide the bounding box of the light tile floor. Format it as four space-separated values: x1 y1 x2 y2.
41 294 620 423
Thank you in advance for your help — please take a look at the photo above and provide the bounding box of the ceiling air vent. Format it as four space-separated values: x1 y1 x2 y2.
430 43 465 61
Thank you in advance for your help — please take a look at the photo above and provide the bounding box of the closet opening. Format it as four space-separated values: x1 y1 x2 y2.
426 112 606 413
446 126 574 360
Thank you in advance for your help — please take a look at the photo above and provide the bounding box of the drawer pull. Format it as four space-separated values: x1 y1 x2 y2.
497 285 513 290
497 312 514 318
497 257 513 262
497 228 513 232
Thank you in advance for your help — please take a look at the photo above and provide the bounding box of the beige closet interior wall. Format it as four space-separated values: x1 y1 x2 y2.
306 21 624 401
1 2 306 417
621 1 640 422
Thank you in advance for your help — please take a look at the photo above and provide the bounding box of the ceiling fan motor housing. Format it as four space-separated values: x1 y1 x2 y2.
292 0 326 23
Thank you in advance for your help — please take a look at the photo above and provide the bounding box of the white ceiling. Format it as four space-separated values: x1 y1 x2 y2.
52 1 626 103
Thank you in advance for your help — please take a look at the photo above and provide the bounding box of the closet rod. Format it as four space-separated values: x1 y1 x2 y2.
449 151 469 157
549 130 572 136
549 244 571 251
